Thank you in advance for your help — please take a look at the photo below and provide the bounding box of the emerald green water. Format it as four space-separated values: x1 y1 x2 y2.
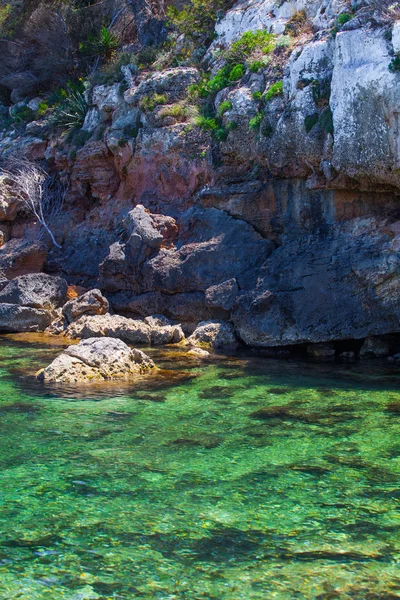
0 336 399 599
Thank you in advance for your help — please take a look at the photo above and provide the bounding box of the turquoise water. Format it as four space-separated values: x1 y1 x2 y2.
0 335 399 599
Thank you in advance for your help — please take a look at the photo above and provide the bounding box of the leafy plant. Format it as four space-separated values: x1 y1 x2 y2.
389 54 400 72
217 100 232 116
226 30 275 64
11 105 35 124
167 0 232 46
190 63 245 98
249 111 264 130
264 80 283 101
50 91 88 132
139 93 167 112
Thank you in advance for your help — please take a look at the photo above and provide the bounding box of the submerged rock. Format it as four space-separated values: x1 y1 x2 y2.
0 273 68 310
37 337 156 383
186 320 238 349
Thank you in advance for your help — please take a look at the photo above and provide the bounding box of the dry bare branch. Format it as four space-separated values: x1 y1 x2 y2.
1 159 67 249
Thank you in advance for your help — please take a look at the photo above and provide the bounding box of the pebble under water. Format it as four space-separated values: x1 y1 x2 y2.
0 335 399 599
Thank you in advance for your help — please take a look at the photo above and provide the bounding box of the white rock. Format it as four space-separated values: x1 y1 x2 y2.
92 84 121 112
392 21 400 54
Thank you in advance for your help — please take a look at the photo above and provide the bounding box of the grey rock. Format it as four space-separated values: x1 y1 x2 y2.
0 303 54 332
186 320 239 349
125 68 200 106
144 314 185 345
360 336 390 359
205 279 239 311
232 218 400 347
37 337 156 383
66 314 152 345
0 273 68 310
62 289 109 324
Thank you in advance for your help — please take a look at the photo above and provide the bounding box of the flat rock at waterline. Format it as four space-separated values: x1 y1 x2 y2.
37 337 156 383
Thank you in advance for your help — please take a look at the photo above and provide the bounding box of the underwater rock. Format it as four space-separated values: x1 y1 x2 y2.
37 337 156 383
187 347 211 358
186 320 239 349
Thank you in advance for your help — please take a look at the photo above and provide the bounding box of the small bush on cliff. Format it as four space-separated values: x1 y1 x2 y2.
139 93 167 111
284 10 311 36
217 100 232 116
226 30 275 64
50 90 88 132
249 111 264 131
389 54 400 72
167 0 234 46
264 80 283 102
190 63 245 98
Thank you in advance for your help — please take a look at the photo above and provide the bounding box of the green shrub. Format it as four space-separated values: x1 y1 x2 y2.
264 80 283 101
389 54 400 73
285 10 309 36
275 34 291 48
11 105 35 124
217 100 232 116
80 26 120 61
36 102 49 118
337 12 352 25
228 63 245 81
50 90 88 132
249 111 264 130
195 116 219 131
252 91 263 101
227 30 275 64
167 0 232 45
139 93 167 112
191 63 245 98
304 112 319 133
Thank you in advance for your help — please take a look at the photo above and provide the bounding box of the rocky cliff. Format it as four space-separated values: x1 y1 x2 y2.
1 0 400 354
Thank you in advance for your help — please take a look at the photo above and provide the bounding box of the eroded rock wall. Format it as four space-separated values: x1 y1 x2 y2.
1 1 400 347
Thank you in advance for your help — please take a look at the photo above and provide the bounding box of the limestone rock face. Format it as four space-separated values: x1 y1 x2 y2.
232 218 400 347
66 314 152 345
0 303 54 332
62 289 109 324
37 337 156 383
0 273 68 310
330 29 400 189
186 320 239 349
144 315 185 345
124 68 200 106
205 279 239 311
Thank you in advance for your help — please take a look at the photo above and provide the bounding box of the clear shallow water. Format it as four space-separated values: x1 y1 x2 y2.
0 335 399 599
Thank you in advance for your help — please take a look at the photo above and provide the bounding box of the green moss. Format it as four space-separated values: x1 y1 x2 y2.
264 80 283 102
